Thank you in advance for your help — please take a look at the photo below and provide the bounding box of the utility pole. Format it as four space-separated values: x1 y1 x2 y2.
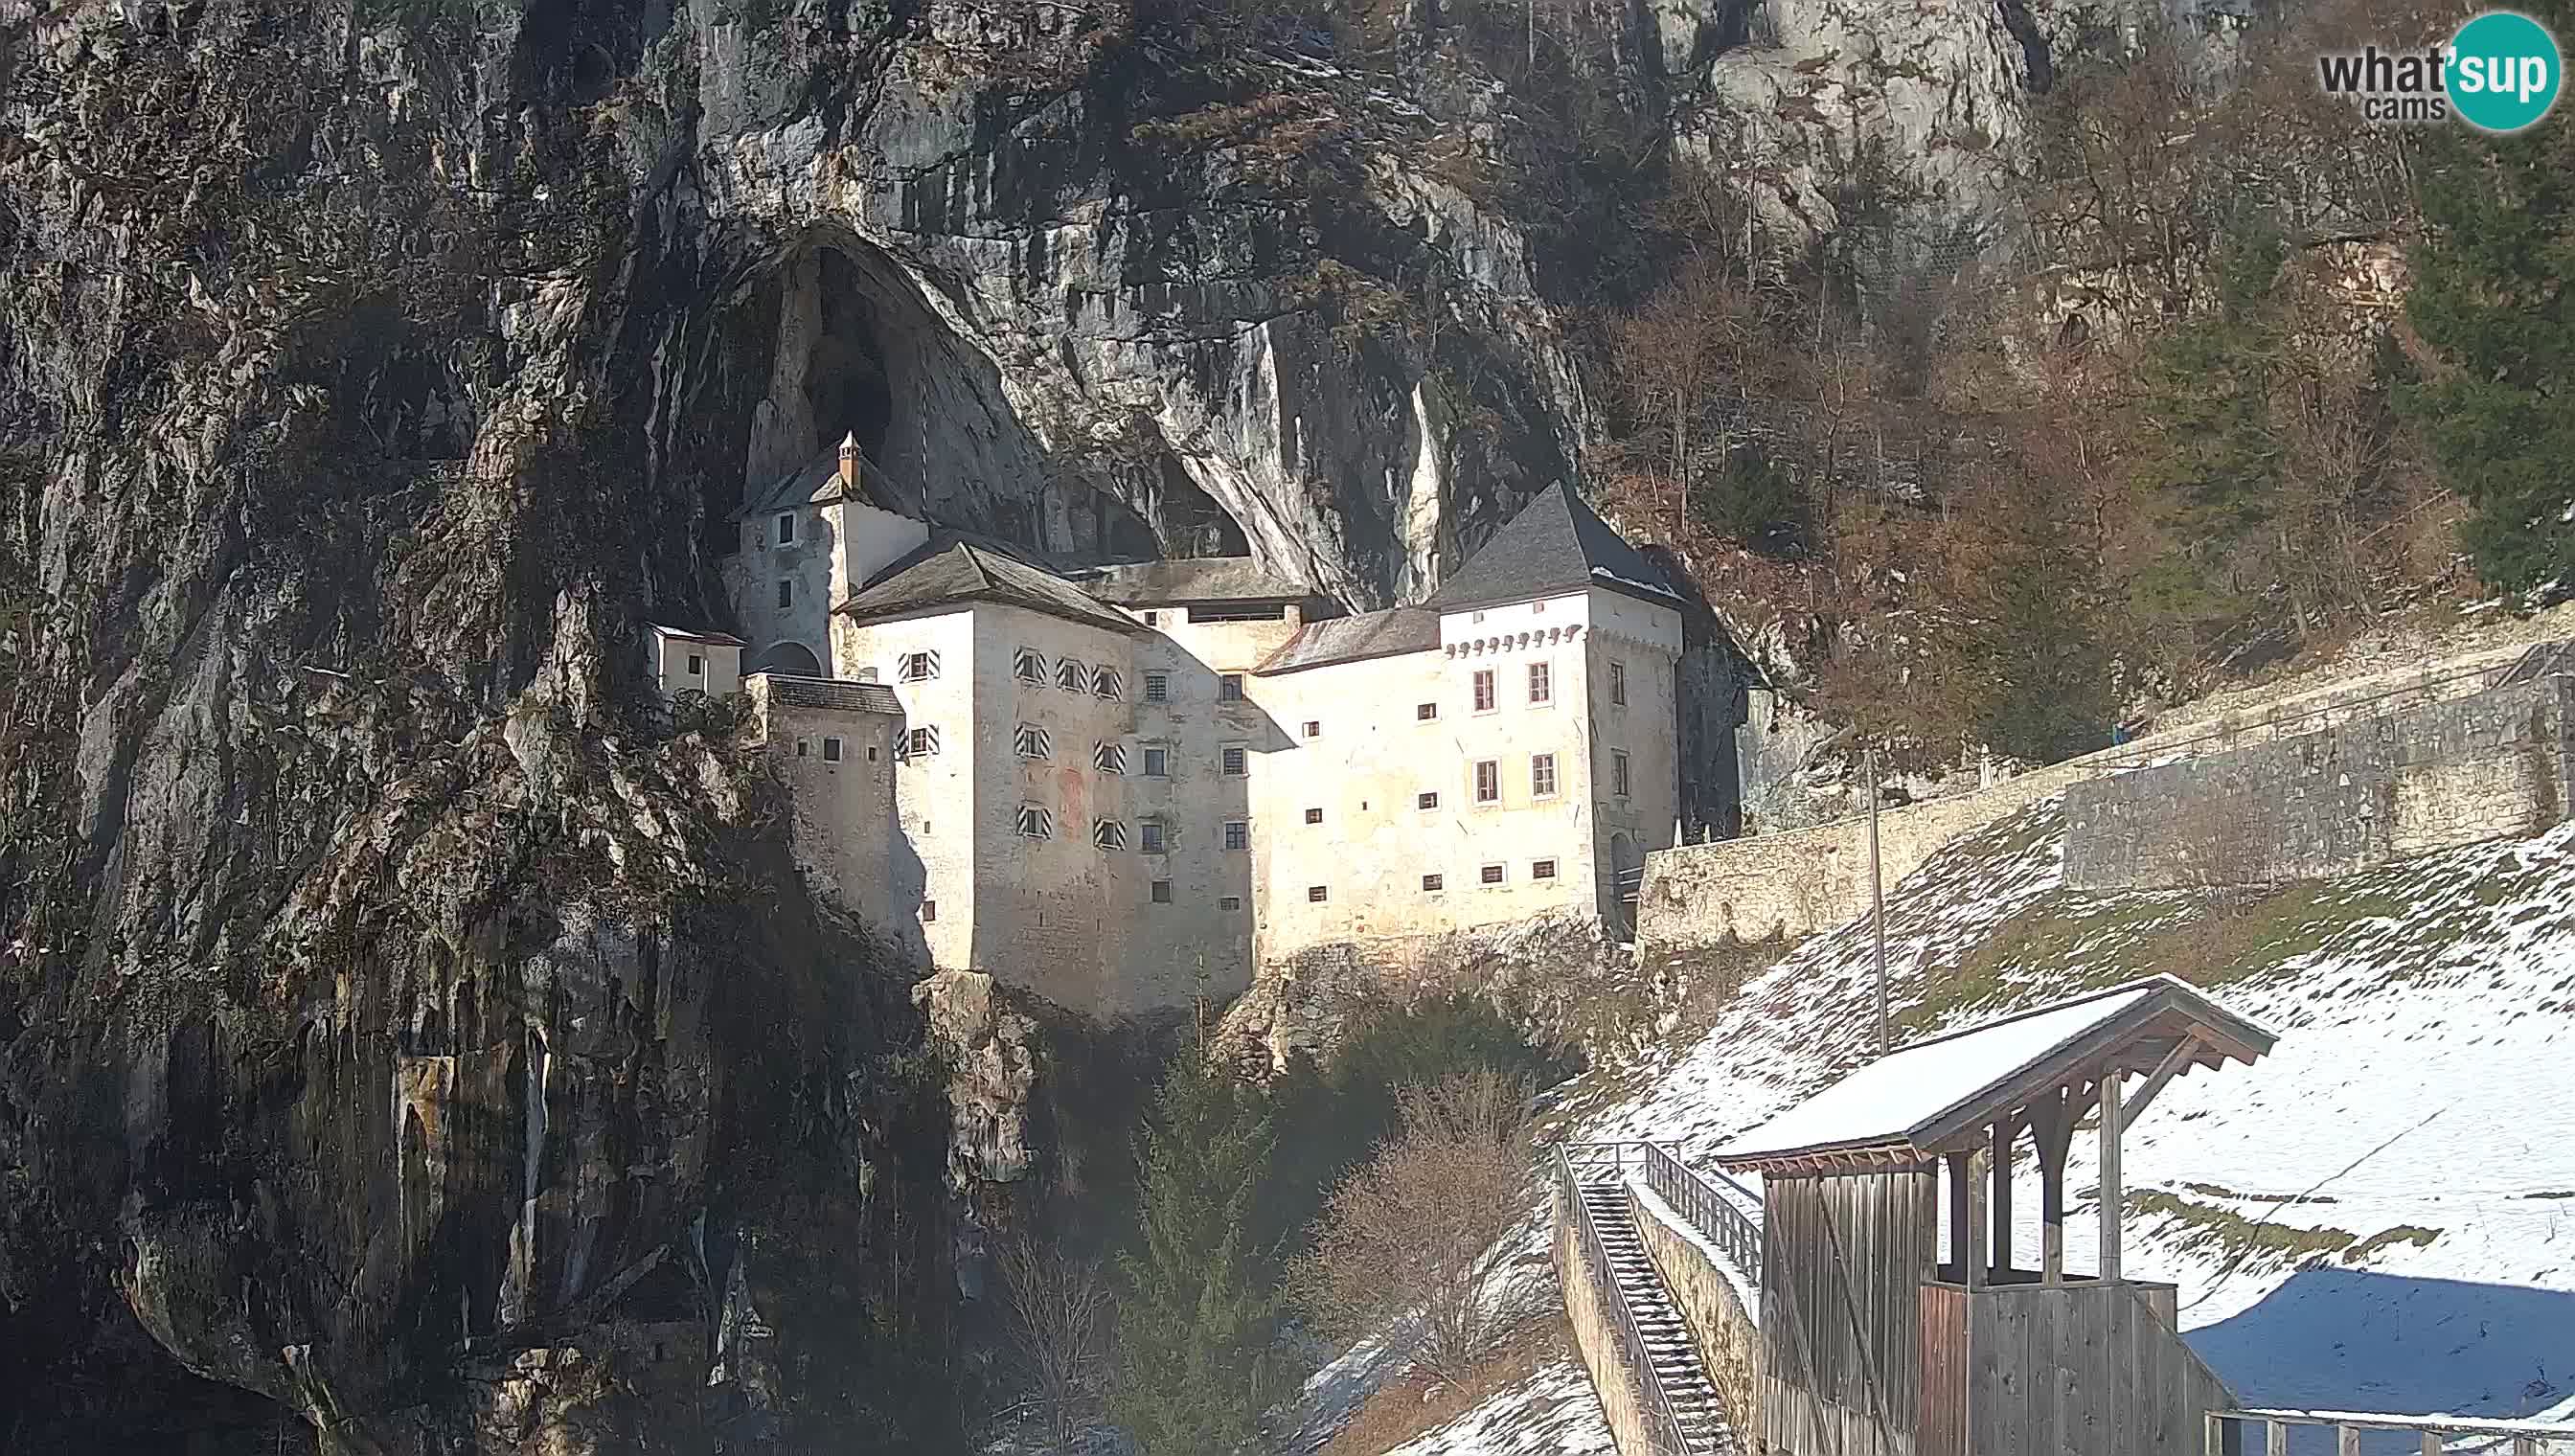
1866 741 1888 1056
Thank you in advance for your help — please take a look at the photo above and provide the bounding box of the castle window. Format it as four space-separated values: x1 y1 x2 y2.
1094 667 1124 700
775 512 796 546
1144 671 1169 702
1531 753 1558 799
1304 807 1323 825
1014 724 1053 760
1141 745 1171 778
1418 791 1439 810
1015 805 1053 839
1533 600 1546 615
1095 742 1128 775
1302 719 1321 739
1219 673 1246 702
1144 610 1160 626
921 899 936 922
1474 760 1499 805
1307 885 1328 903
1014 647 1047 684
1151 879 1174 903
823 737 844 763
1472 670 1496 713
795 738 810 758
899 650 941 682
680 654 701 677
1224 821 1249 852
776 579 793 609
1140 820 1168 853
1533 858 1559 880
867 745 878 762
1220 745 1247 777
1480 863 1506 885
1422 874 1445 893
1613 750 1631 798
1609 661 1628 706
1219 895 1243 912
1416 702 1438 721
1094 819 1128 851
900 726 941 760
1528 661 1552 706
1057 658 1087 693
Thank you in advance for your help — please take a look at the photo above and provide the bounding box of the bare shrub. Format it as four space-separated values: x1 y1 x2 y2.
997 1235 1113 1444
1289 1068 1540 1385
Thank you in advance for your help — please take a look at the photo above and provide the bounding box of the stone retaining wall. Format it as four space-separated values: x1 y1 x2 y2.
2064 675 2575 889
1555 1178 1659 1456
1639 648 2558 954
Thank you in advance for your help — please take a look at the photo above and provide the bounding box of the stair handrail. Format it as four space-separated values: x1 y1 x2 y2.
1556 1143 1698 1455
1634 1141 1764 1286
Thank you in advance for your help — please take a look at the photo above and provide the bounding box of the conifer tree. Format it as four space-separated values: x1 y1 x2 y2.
2405 10 2575 596
1109 1046 1277 1453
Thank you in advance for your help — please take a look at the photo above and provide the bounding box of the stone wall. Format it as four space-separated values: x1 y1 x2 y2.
1555 1179 1660 1456
1628 1184 1762 1448
2063 675 2575 890
1639 647 2556 954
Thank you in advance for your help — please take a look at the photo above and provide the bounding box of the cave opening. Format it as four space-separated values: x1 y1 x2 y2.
802 249 897 470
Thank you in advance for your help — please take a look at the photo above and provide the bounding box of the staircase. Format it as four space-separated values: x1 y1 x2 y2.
1569 1171 1739 1454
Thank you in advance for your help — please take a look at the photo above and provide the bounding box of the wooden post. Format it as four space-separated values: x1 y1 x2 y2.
2267 1420 2290 1454
2203 1413 2222 1456
2421 1434 2445 1455
2099 1071 2125 1283
1964 1147 1988 1289
2032 1086 2072 1285
2337 1426 2361 1456
1990 1119 2015 1275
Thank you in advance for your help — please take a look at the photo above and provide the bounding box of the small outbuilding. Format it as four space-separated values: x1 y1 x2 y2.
645 622 747 699
1714 975 2277 1456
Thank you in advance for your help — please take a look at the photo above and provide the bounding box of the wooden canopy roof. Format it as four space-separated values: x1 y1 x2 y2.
1712 975 2276 1177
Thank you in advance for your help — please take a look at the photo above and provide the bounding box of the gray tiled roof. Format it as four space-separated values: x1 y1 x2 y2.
1073 557 1316 605
759 674 903 716
1424 482 1679 612
836 539 1145 637
735 443 912 521
1255 606 1440 675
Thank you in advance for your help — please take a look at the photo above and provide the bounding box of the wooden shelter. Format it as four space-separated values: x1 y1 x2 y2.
1713 976 2277 1456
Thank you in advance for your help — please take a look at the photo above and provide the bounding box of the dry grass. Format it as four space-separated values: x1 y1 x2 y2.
1321 1313 1572 1456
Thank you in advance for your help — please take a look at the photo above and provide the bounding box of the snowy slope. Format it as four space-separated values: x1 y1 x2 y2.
1368 802 2575 1454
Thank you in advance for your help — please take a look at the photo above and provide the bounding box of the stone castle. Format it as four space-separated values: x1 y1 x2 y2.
650 436 1685 1016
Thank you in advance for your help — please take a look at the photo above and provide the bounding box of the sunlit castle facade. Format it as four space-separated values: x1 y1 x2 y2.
686 440 1684 1017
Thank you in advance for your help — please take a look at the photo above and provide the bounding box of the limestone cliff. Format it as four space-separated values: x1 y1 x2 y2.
0 0 2133 1449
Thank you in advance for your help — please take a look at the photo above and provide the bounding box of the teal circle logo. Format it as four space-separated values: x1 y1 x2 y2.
2446 11 2562 132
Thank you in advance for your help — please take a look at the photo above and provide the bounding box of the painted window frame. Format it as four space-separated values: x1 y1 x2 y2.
1014 724 1054 760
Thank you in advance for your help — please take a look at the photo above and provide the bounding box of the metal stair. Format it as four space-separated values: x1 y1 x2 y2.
1574 1176 1740 1454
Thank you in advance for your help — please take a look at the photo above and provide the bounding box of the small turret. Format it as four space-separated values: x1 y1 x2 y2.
838 431 861 491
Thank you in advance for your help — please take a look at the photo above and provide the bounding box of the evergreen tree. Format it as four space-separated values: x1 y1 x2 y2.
2404 22 2575 597
1109 1047 1277 1454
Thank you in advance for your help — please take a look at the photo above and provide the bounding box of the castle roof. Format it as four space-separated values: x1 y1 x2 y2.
647 621 748 648
735 438 913 522
1424 482 1679 614
1073 557 1316 606
1255 606 1439 675
758 674 903 716
837 538 1145 637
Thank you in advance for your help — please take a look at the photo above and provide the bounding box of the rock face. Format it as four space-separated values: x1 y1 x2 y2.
0 0 2159 1448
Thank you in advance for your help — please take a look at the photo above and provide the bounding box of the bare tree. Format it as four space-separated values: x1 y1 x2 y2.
1289 1068 1539 1385
998 1235 1114 1444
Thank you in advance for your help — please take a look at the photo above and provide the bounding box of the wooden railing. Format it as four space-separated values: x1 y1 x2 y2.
1563 1141 1764 1286
2207 1408 2575 1453
1556 1144 1697 1456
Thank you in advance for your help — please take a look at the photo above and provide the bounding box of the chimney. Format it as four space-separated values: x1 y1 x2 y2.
838 431 860 491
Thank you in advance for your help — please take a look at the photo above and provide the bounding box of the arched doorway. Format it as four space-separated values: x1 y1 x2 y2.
756 641 824 678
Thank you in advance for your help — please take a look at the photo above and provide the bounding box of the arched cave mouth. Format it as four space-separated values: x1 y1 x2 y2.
697 233 1265 578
